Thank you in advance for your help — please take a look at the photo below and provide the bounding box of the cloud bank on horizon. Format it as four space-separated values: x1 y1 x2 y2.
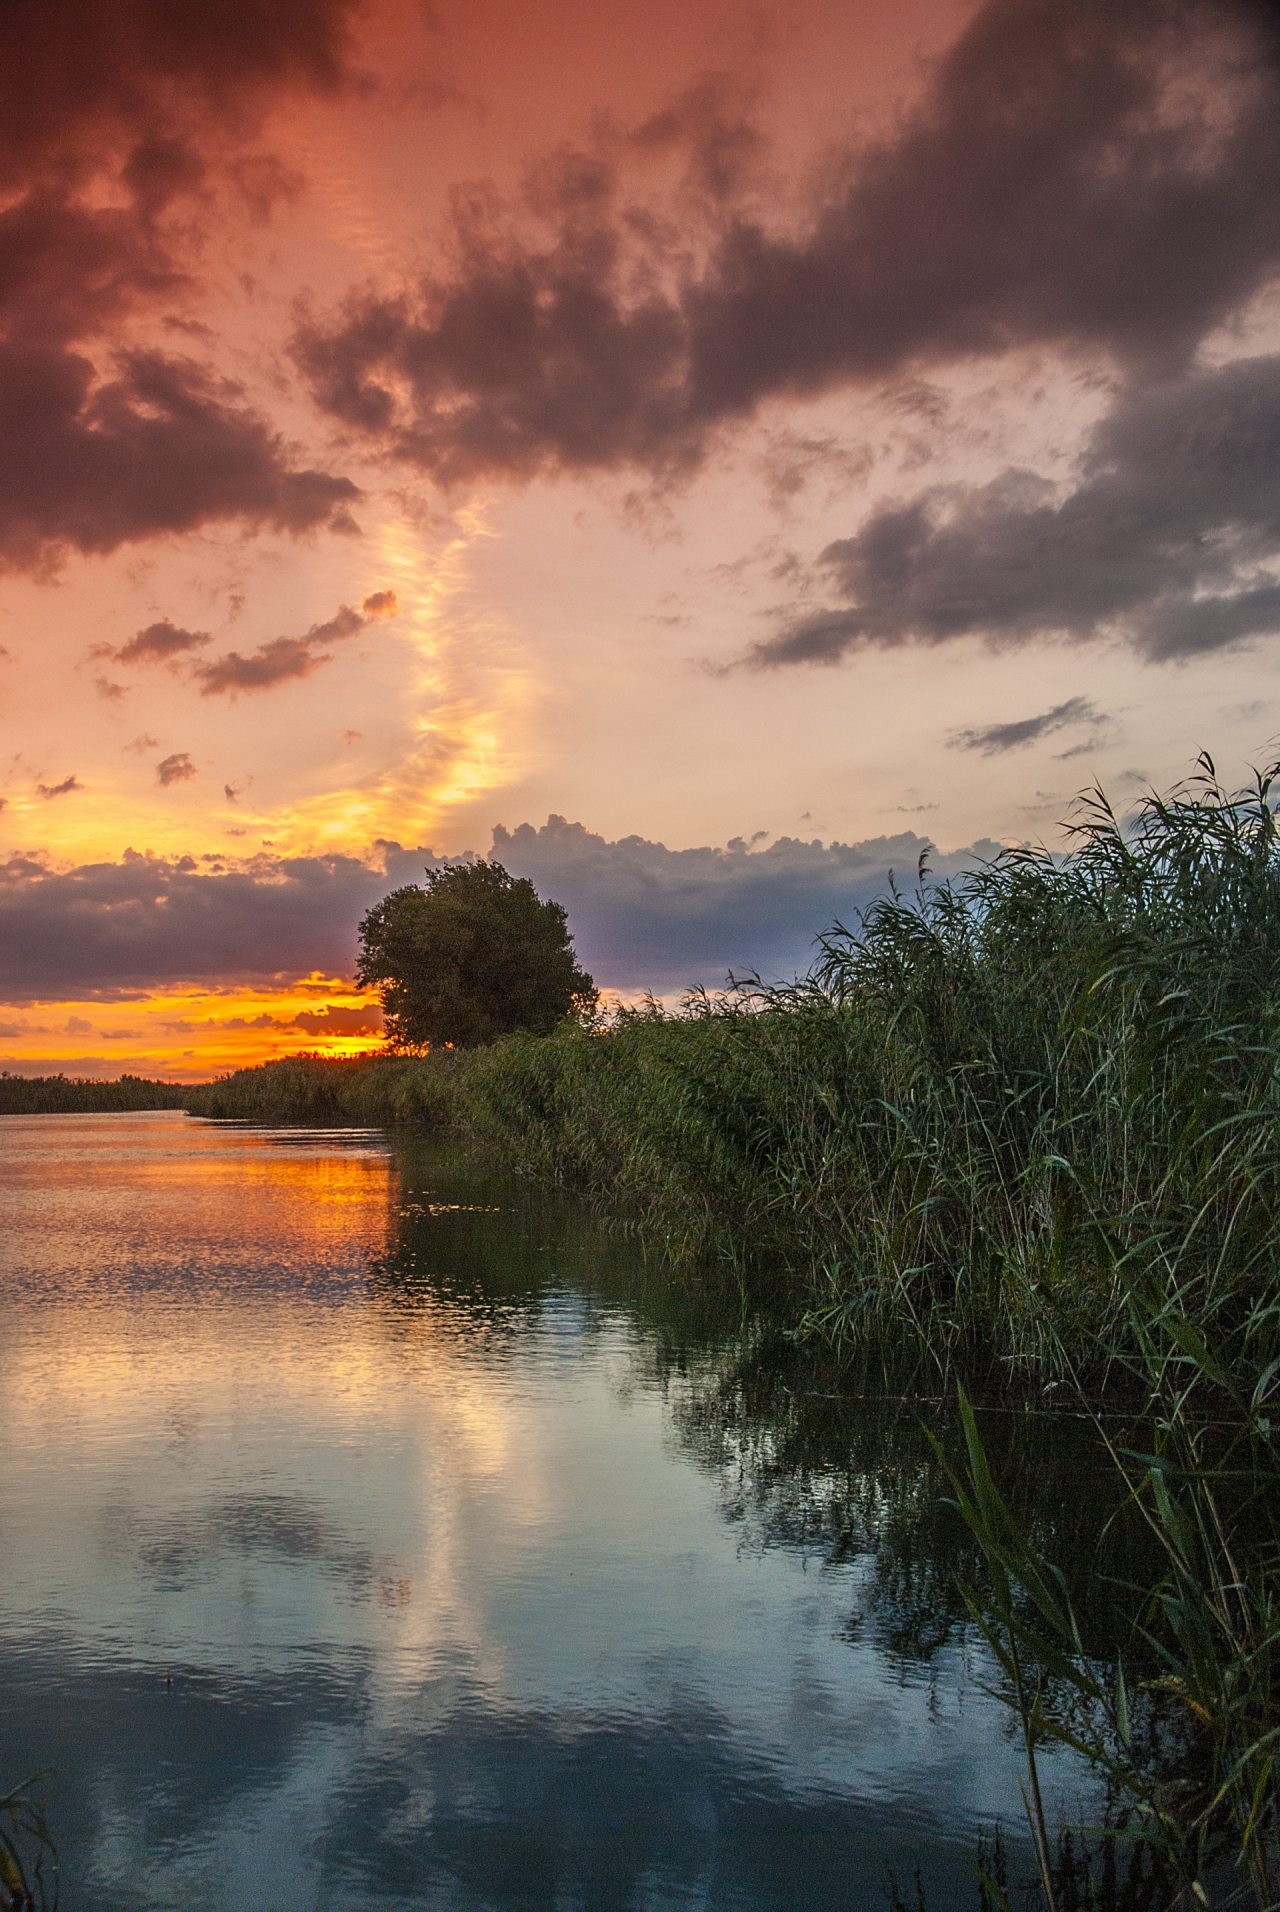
0 819 996 1010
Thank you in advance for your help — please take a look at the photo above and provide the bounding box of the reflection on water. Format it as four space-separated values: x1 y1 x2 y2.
1 1114 1105 1911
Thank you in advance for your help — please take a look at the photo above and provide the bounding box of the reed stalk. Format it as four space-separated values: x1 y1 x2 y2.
0 1772 56 1912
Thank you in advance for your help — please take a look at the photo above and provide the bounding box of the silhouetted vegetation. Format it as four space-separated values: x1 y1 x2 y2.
357 857 597 1049
0 1073 188 1115
180 1051 448 1124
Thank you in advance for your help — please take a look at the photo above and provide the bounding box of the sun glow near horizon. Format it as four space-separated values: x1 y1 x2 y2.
0 975 387 1084
0 501 543 1081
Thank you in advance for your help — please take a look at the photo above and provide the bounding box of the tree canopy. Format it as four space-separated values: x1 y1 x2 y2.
357 859 597 1050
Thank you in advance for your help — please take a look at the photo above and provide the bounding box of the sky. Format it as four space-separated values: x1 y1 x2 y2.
2 0 1279 1079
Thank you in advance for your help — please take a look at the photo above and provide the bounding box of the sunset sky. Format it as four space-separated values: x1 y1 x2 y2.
3 0 1279 1079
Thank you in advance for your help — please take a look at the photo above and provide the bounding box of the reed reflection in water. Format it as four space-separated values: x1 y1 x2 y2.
0 1114 1098 1911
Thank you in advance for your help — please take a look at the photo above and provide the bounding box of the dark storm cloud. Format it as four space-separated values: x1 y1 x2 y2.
0 0 363 572
750 355 1280 666
949 697 1104 757
293 0 1280 484
0 0 357 177
0 348 360 574
488 816 997 990
193 593 396 697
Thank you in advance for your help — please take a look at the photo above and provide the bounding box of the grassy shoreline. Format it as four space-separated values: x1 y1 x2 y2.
0 1072 191 1114
10 759 1280 1387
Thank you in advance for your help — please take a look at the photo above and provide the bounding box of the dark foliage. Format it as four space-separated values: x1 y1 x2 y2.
182 1052 459 1126
357 859 597 1051
0 1072 188 1114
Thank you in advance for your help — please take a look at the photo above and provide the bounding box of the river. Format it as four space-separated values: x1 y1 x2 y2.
0 1112 1102 1910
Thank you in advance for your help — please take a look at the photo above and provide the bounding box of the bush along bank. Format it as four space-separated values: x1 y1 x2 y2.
181 1052 462 1127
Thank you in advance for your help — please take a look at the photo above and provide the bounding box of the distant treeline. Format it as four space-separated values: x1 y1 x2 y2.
0 1057 453 1121
0 1072 191 1114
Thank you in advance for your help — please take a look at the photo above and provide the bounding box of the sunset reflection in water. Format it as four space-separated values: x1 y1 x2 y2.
0 1112 1084 1912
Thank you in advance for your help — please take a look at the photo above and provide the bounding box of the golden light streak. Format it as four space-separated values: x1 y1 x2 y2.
274 503 538 853
3 500 536 872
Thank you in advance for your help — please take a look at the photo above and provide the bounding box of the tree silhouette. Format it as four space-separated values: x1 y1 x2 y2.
357 859 597 1049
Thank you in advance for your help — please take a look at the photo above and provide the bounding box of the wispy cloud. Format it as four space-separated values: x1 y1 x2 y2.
948 697 1106 757
193 593 397 697
751 355 1280 668
156 752 196 786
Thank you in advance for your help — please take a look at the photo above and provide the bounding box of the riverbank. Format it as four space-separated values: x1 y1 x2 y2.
13 759 1280 1390
189 763 1280 1396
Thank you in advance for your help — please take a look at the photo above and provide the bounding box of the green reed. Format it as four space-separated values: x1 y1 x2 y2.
943 1290 1278 1911
419 756 1280 1392
186 756 1280 1391
445 756 1280 1905
0 1772 56 1912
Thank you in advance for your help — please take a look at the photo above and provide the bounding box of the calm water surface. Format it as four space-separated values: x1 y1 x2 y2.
0 1113 1097 1910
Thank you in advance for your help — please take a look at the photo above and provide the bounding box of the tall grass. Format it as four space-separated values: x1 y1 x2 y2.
0 1074 188 1115
447 757 1280 1390
0 1771 56 1911
183 758 1280 1389
946 1288 1279 1911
